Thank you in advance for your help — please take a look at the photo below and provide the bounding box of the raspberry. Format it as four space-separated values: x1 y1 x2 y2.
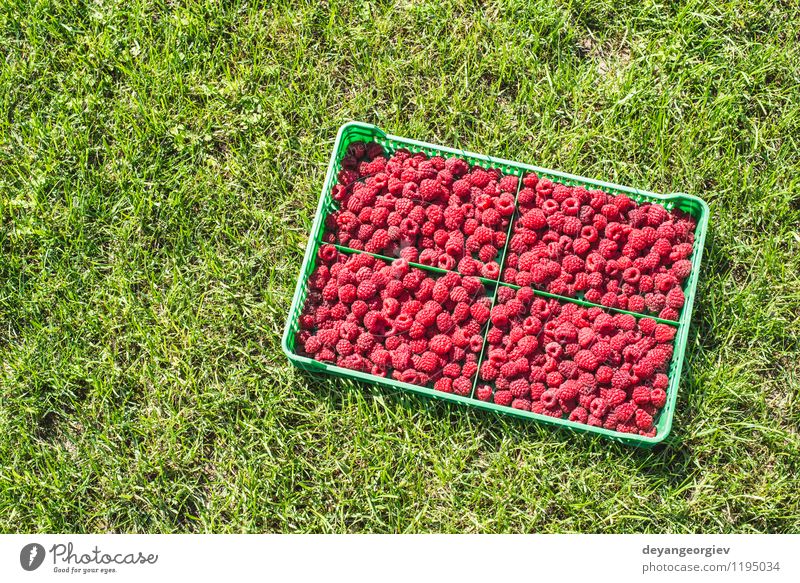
589 397 609 418
614 313 636 331
480 361 499 381
541 390 558 409
520 209 547 230
635 408 654 430
654 323 676 343
356 280 377 300
658 307 679 321
650 388 667 408
666 286 685 309
453 376 472 396
499 174 518 193
672 259 692 280
434 378 453 393
574 350 599 371
509 379 530 398
614 402 636 423
568 407 589 424
490 304 510 328
418 178 440 202
338 284 357 304
429 334 453 355
478 244 498 263
476 385 493 401
512 398 532 411
557 380 579 402
494 390 513 406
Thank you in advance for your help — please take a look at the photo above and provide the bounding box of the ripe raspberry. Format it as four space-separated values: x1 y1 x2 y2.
650 388 667 408
654 323 676 343
557 380 579 402
509 379 530 398
494 390 513 407
476 385 493 401
614 402 636 423
434 378 453 393
589 397 609 418
541 390 558 409
452 377 472 396
666 286 685 309
478 244 498 263
568 407 589 424
635 408 654 430
356 280 376 300
499 174 518 193
429 334 453 356
574 350 599 371
512 398 532 411
480 361 499 381
671 259 692 280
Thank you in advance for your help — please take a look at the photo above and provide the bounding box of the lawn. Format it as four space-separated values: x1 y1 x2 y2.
1 0 798 533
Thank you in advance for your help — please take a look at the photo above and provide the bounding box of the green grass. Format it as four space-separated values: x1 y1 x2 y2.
1 0 799 533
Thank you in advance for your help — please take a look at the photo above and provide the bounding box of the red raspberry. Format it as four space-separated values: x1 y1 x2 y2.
338 284 357 304
478 244 498 263
541 390 558 409
480 261 500 279
605 388 627 407
654 323 676 343
666 286 685 309
520 209 547 230
650 388 667 408
631 386 651 405
614 402 636 423
453 377 472 396
635 408 654 430
453 302 471 322
557 380 579 402
512 398 531 411
658 307 678 321
429 334 453 355
494 390 513 406
574 350 599 371
303 336 322 354
568 407 589 424
476 385 493 401
356 280 377 300
499 174 518 193
589 397 609 418
480 361 499 381
434 378 453 393
509 379 530 398
462 360 479 379
652 373 669 390
446 157 469 177
418 178 440 202
671 259 692 280
490 304 510 328
417 351 439 374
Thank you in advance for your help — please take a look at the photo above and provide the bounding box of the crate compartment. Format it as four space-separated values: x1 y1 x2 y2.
290 244 497 394
283 121 709 446
473 284 678 438
501 172 698 321
317 135 524 280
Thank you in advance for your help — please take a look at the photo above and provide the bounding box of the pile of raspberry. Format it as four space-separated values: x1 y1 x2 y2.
476 286 676 436
296 245 492 393
322 141 517 280
504 173 696 320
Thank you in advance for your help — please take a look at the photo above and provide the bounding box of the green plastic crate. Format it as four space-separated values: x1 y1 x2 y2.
282 121 709 446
